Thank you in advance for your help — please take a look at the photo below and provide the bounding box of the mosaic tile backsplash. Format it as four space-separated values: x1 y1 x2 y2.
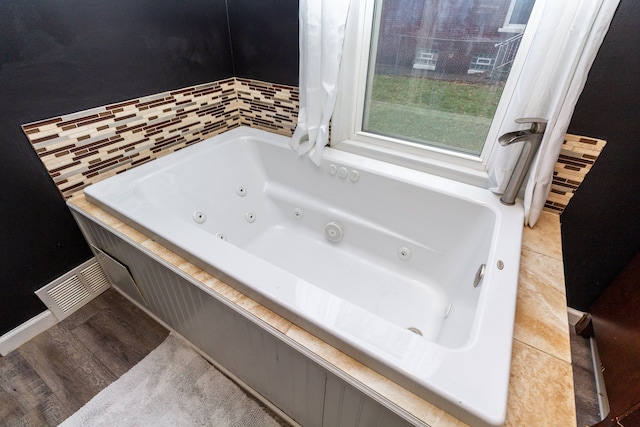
24 77 603 214
544 134 606 214
236 79 299 135
23 78 298 199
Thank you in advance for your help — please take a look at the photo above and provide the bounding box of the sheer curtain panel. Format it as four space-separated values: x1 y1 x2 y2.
291 0 351 166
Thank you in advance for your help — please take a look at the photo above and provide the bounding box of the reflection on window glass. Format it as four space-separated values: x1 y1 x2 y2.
509 0 535 26
363 0 535 155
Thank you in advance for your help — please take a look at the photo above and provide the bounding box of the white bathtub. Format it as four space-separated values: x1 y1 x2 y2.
84 126 524 426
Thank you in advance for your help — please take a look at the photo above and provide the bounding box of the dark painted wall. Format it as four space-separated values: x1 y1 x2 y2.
0 0 300 335
227 0 299 86
562 0 640 311
0 0 234 334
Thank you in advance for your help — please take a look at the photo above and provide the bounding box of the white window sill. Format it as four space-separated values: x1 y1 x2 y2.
331 138 493 189
498 25 526 33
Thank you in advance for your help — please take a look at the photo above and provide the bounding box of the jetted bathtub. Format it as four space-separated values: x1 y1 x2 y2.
83 126 524 426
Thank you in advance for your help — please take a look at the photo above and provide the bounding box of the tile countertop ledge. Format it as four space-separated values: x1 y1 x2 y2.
69 194 576 427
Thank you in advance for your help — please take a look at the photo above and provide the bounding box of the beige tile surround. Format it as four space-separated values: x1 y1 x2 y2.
69 192 576 426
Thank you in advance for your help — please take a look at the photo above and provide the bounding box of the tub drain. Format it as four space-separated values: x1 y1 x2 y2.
408 327 423 336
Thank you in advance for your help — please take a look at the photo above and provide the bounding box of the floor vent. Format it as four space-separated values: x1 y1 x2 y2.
81 262 111 293
36 258 111 321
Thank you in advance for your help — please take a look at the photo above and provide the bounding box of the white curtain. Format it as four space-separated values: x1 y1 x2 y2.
488 0 620 226
291 0 351 166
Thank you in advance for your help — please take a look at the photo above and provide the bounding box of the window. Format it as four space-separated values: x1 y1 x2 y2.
468 55 496 75
413 48 439 71
500 0 536 33
332 0 536 186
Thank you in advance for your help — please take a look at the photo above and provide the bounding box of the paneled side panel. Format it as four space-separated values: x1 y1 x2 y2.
72 211 326 426
289 342 327 426
323 372 418 427
72 211 422 427
255 325 326 426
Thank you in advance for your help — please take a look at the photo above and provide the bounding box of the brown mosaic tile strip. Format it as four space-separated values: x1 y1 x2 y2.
235 78 299 137
543 133 607 215
24 79 240 199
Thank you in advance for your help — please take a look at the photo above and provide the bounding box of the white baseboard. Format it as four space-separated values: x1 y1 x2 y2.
0 258 110 356
0 310 58 356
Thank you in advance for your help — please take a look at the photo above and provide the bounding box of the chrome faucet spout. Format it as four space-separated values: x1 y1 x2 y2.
499 130 530 146
498 118 548 206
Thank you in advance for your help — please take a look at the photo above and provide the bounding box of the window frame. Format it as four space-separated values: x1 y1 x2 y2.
331 0 538 188
499 0 535 33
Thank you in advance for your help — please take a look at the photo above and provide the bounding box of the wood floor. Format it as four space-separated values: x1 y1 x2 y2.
2 287 602 427
0 288 169 426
